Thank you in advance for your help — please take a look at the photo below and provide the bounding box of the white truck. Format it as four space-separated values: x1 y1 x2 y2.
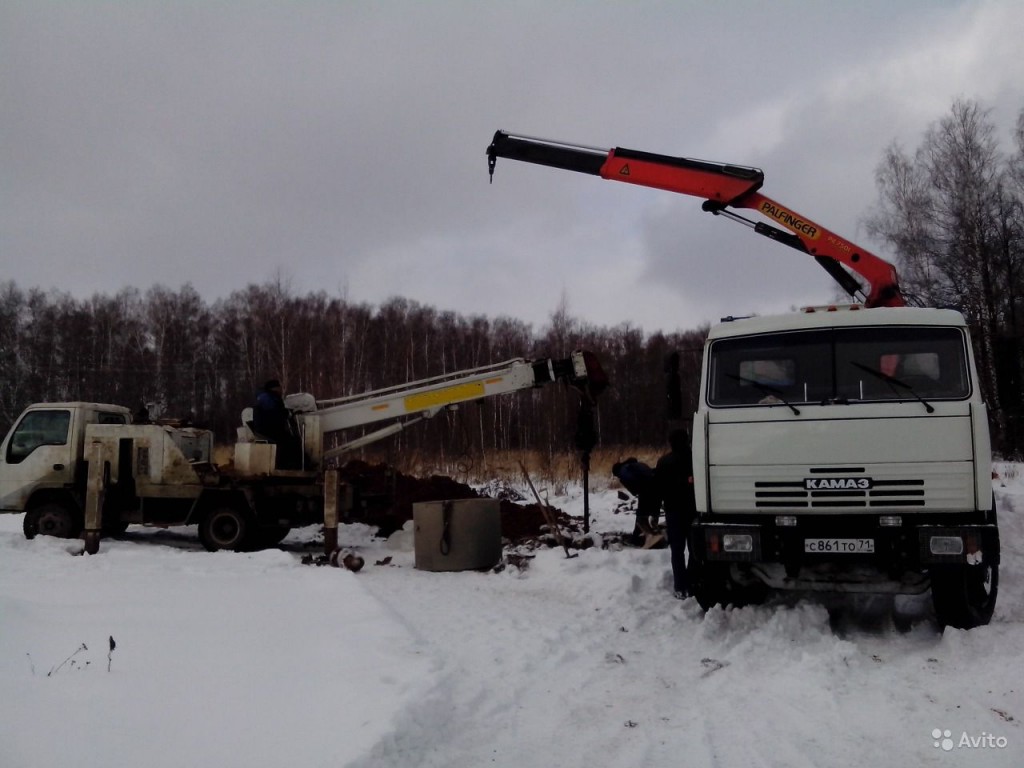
1 352 602 554
487 131 999 628
690 305 998 628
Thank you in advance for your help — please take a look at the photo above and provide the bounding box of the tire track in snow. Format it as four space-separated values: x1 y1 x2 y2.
349 486 1024 768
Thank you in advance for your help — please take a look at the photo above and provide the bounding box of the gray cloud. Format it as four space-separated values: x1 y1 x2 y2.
3 1 1022 333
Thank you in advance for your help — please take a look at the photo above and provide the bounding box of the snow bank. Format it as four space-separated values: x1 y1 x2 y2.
0 526 437 768
2 467 1022 767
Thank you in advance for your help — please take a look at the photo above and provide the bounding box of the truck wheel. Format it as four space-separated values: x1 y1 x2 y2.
691 561 731 611
931 563 998 630
198 507 253 552
23 502 82 540
688 530 731 610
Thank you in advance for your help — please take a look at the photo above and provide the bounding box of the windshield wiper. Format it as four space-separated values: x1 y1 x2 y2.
850 362 935 413
727 374 800 415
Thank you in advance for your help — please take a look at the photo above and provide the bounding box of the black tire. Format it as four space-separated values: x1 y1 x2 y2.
23 502 82 540
198 506 254 552
691 561 732 611
931 502 1000 630
931 562 998 630
688 528 731 610
733 574 770 608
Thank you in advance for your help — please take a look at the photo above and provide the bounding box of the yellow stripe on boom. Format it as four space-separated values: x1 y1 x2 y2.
404 381 486 412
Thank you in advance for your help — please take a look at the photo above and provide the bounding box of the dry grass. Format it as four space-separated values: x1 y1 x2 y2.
392 446 663 491
215 442 663 491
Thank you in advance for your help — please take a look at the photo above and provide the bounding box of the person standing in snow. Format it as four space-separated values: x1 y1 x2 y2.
612 457 661 545
655 429 697 598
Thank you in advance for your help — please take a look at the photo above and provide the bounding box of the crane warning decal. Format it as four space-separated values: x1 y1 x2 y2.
759 201 821 240
404 381 486 412
618 164 631 177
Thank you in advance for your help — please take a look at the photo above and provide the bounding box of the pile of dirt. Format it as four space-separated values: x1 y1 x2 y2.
339 460 574 541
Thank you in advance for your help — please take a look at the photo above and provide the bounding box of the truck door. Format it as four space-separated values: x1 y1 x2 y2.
0 408 75 511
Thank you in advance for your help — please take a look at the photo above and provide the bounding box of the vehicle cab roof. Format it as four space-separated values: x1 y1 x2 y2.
707 306 967 340
24 402 132 414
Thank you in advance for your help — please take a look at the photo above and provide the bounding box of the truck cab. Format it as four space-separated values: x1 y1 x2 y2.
0 402 131 523
689 305 999 628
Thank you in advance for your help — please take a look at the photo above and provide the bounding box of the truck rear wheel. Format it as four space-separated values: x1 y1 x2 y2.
198 506 254 552
23 502 82 540
931 563 998 630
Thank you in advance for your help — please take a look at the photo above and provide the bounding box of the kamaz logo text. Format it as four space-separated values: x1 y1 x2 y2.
804 477 873 490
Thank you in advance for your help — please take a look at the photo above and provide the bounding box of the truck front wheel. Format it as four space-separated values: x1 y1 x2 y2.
199 507 253 552
23 502 82 540
690 560 731 611
931 563 998 630
688 529 731 610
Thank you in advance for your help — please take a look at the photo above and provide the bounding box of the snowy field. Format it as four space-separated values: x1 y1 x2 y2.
2 465 1023 768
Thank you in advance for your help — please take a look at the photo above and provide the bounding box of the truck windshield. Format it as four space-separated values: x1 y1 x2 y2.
6 409 72 464
708 326 970 407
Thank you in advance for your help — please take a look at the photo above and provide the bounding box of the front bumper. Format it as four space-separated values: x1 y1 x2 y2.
695 514 999 591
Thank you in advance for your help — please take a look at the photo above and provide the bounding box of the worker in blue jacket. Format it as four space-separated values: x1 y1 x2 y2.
612 457 661 545
253 379 299 468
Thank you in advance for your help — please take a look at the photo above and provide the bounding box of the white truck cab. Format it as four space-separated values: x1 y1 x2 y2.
0 403 131 520
689 305 999 628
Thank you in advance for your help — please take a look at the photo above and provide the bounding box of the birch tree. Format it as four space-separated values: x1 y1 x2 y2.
868 100 1024 452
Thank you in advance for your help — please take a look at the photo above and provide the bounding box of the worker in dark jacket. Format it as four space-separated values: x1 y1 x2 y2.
612 457 661 545
655 429 697 598
253 379 299 468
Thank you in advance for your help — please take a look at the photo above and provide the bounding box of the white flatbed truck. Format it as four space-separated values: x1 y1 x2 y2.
1 352 602 554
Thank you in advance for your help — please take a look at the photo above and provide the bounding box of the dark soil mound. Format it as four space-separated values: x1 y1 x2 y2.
340 460 572 541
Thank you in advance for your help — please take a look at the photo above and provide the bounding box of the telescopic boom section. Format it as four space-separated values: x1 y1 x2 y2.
487 131 904 308
301 350 607 459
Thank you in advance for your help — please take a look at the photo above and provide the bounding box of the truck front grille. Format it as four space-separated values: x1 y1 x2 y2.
710 462 974 514
753 479 925 509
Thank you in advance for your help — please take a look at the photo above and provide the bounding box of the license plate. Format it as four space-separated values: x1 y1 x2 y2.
804 538 875 554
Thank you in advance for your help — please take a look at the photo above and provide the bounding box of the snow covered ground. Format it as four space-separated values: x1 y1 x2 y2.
2 466 1022 768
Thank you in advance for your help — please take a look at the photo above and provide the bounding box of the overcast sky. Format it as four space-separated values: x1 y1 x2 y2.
3 0 1023 335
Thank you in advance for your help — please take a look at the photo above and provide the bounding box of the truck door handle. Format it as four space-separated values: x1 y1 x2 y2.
53 464 65 471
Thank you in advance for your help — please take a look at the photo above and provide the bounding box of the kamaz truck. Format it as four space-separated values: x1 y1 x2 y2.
690 305 997 628
487 130 999 628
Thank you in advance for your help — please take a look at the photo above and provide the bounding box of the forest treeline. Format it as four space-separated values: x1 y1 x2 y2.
0 280 708 464
1 99 1022 458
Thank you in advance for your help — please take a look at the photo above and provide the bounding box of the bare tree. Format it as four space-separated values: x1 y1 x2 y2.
868 99 1024 453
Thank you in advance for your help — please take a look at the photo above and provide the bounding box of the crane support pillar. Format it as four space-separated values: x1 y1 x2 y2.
83 440 105 555
323 469 340 555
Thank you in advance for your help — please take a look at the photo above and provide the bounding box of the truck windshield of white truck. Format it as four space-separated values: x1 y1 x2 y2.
5 409 72 464
708 326 970 408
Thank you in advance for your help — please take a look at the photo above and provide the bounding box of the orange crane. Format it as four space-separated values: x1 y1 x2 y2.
486 131 904 309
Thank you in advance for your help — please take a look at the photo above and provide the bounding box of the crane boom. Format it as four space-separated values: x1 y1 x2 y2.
486 131 903 308
279 351 604 461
